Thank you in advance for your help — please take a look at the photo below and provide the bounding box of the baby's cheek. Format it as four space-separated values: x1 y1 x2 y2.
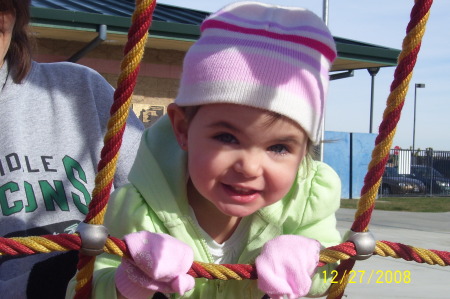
269 176 295 200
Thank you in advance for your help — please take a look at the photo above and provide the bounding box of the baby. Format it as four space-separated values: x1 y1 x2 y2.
67 1 342 298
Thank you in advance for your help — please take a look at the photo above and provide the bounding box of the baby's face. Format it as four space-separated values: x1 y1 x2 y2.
185 103 308 218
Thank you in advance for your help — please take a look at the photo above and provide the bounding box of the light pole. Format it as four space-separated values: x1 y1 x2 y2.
322 0 329 26
412 83 425 152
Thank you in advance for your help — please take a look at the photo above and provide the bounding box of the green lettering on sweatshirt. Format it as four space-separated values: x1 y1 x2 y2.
40 180 69 211
24 181 38 212
63 155 91 215
0 182 23 216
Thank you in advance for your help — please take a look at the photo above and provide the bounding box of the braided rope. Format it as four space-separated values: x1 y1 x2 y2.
73 0 156 298
353 0 432 233
1 235 448 281
327 1 433 298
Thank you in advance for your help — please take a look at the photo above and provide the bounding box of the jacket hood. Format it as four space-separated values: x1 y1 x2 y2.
127 115 191 224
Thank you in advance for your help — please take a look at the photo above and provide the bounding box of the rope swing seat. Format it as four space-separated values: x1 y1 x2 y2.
1 0 448 298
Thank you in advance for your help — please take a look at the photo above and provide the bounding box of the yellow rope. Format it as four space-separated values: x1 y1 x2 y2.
354 6 431 232
104 238 126 256
73 0 153 296
319 249 352 265
92 154 120 196
9 236 69 253
197 262 244 280
4 238 448 273
74 259 95 293
374 242 399 258
327 276 350 299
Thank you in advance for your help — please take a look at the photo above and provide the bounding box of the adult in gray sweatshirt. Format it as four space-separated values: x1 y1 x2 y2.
0 1 144 298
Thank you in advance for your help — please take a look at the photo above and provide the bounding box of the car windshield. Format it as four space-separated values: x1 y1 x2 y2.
411 166 444 178
384 167 407 177
384 168 397 176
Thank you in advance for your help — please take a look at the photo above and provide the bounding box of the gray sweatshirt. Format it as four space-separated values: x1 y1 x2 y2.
0 61 144 298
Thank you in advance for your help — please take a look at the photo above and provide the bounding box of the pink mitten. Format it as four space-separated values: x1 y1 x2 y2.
255 235 320 299
115 231 195 299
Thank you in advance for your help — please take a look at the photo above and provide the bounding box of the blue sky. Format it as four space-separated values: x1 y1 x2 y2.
158 0 450 151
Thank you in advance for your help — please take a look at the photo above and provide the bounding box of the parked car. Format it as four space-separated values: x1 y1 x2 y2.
380 166 426 195
433 159 450 179
408 165 450 195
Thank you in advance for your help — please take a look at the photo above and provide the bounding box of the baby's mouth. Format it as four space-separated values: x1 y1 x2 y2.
227 185 258 195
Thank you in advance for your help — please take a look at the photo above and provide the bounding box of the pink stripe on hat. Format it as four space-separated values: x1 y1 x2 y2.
201 20 336 63
216 10 333 38
194 35 331 76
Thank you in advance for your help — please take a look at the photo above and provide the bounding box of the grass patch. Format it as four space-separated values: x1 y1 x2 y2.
340 197 450 212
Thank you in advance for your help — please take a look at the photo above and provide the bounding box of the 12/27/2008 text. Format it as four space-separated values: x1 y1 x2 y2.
323 270 411 284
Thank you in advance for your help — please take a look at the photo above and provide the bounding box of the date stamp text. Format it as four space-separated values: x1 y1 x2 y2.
323 270 411 284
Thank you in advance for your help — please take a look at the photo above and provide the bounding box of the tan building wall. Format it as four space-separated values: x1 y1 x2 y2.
33 37 187 127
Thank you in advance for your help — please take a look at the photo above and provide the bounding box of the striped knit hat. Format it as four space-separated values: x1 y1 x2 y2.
175 1 337 144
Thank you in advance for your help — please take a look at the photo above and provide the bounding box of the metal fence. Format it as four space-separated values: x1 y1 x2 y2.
379 149 450 197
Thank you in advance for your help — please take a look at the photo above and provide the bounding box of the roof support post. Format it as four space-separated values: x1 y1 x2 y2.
67 24 107 62
368 67 380 133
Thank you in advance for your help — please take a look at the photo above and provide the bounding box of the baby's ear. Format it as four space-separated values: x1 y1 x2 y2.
167 103 189 150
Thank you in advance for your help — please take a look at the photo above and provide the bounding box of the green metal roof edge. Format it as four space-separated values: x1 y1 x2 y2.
336 43 400 66
30 7 400 65
30 7 200 41
335 36 400 66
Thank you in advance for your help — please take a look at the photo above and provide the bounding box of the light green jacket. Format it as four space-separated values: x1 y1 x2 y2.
66 116 342 299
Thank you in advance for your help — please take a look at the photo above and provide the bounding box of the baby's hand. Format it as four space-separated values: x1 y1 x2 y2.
115 231 195 299
255 235 320 299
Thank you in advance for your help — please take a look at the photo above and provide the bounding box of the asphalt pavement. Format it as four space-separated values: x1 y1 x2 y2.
326 208 450 299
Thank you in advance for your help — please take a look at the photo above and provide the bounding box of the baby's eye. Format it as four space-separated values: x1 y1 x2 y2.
214 133 238 144
268 144 289 155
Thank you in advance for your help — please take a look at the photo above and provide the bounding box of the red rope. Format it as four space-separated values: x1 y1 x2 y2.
1 235 449 280
351 0 433 233
73 1 156 297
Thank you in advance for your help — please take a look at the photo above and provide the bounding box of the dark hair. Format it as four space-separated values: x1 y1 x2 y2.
181 105 201 123
3 0 33 83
